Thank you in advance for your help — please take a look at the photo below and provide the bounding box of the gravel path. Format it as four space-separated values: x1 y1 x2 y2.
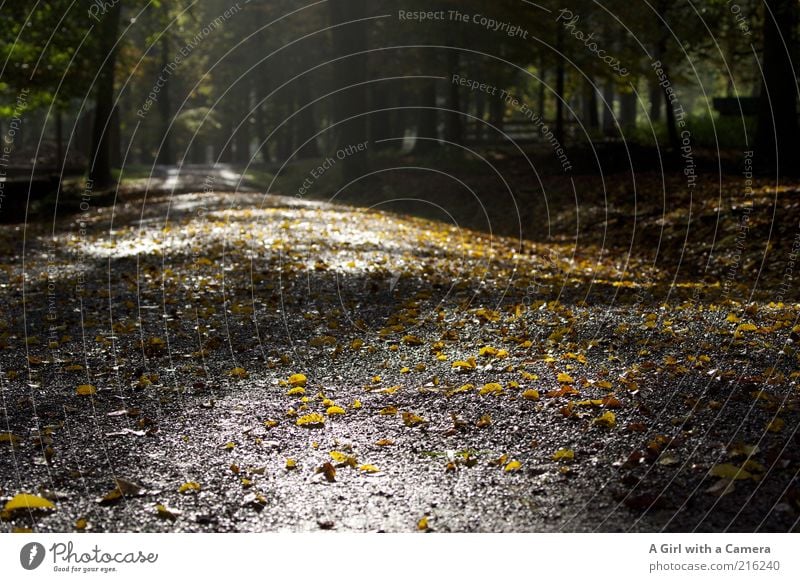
1 188 798 532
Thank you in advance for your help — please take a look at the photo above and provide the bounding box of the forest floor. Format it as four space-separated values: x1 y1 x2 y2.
1 164 799 532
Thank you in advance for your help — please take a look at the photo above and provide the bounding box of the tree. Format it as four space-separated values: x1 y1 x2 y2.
755 0 799 173
88 2 122 189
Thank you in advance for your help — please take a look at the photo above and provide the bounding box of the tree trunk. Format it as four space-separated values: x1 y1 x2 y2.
88 1 122 189
755 0 799 173
414 79 438 153
620 87 637 130
555 27 565 144
582 78 599 131
444 50 463 145
329 0 368 180
369 81 391 149
602 81 615 134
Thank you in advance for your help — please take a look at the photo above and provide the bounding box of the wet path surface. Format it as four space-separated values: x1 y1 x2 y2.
1 189 798 532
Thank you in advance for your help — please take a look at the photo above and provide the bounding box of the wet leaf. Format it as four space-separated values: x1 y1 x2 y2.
296 413 325 427
76 384 97 396
178 481 201 494
552 448 575 462
288 373 307 387
4 493 55 512
479 382 503 396
593 411 617 428
317 462 336 482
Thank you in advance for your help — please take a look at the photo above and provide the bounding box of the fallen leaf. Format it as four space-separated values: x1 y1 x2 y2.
76 384 97 396
552 448 575 462
178 481 201 494
4 493 55 512
296 413 325 427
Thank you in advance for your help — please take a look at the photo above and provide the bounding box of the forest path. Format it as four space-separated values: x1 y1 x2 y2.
0 188 798 532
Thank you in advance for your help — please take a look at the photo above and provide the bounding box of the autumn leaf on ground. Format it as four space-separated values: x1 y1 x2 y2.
401 412 426 427
593 411 617 428
552 448 575 462
522 389 540 400
296 413 325 427
4 493 55 512
452 358 477 371
330 451 357 467
227 367 248 379
99 478 144 505
76 384 97 396
288 373 307 387
178 481 201 494
557 372 574 383
479 382 503 396
504 460 522 472
317 462 336 482
155 504 181 521
326 406 345 416
709 463 753 481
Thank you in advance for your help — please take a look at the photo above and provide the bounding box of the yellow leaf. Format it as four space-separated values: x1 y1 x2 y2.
4 493 55 512
476 414 492 428
326 406 345 416
286 387 305 396
452 358 476 370
286 458 297 469
479 382 503 396
375 439 394 446
359 464 380 473
557 372 574 383
593 411 616 428
178 481 201 494
504 460 522 472
709 463 753 480
552 448 575 462
0 433 21 446
75 518 88 530
288 373 307 387
379 406 398 415
479 346 498 357
446 384 474 396
76 384 96 396
296 413 325 427
228 367 248 379
402 335 424 346
352 400 362 409
522 389 540 401
402 412 426 426
766 418 784 433
417 516 429 531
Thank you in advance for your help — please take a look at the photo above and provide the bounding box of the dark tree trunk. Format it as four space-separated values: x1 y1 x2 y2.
602 81 615 134
648 80 662 122
235 90 251 163
555 28 565 144
295 74 320 158
329 0 368 180
88 1 121 189
620 88 637 130
444 50 463 145
55 109 63 169
369 81 391 149
414 79 438 153
537 55 546 119
755 0 799 173
582 78 599 131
